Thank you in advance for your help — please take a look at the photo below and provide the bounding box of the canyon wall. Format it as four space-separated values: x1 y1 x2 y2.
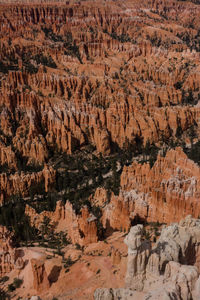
0 0 200 168
102 147 200 230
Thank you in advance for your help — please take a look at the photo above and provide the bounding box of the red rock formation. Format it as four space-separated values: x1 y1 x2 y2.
111 248 121 265
102 148 200 230
0 226 24 275
102 192 133 232
26 200 98 246
1 0 200 298
31 258 50 292
91 187 108 207
0 165 56 204
0 0 200 163
56 201 98 246
0 226 14 275
22 152 200 245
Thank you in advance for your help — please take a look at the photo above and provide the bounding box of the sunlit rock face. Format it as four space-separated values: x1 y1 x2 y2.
102 148 200 229
95 215 200 300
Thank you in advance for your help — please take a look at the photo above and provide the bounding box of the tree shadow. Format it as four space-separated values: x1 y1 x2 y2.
48 265 62 285
103 219 115 238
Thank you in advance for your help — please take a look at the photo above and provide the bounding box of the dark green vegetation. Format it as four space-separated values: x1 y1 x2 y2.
22 52 57 74
32 54 57 69
0 202 38 246
0 289 10 300
41 27 82 63
184 140 200 165
0 277 9 285
0 141 160 245
0 46 56 75
8 278 23 292
0 61 19 74
0 202 71 250
43 141 159 214
0 278 23 300
103 29 132 43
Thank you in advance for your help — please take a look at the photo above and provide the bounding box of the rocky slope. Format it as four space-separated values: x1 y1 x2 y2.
3 214 200 299
0 225 128 300
25 200 98 246
94 215 200 300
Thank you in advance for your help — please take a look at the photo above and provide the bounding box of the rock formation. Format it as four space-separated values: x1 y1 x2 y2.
31 258 50 292
0 225 24 275
26 200 98 246
0 225 51 295
0 0 200 167
24 146 200 248
0 0 200 211
94 215 200 300
102 147 200 230
1 0 200 298
0 165 56 204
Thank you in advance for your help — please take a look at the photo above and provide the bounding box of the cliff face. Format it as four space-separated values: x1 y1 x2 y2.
102 147 200 229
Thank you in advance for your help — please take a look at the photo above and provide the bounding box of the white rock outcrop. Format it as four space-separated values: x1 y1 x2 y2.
94 215 200 300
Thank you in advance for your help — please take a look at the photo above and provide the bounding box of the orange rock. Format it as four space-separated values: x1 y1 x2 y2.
102 148 200 231
111 248 121 265
91 188 108 207
26 201 98 246
0 165 56 204
31 258 50 292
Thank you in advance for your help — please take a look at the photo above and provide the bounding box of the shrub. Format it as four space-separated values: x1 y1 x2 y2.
13 278 23 288
0 276 9 283
75 243 82 250
25 62 38 74
63 256 75 268
143 229 151 240
8 284 15 292
65 269 70 273
0 289 10 300
33 54 57 69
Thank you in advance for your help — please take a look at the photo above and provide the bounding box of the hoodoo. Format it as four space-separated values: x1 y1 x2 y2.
0 0 200 298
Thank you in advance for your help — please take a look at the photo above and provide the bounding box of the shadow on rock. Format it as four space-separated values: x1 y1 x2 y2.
48 265 62 285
